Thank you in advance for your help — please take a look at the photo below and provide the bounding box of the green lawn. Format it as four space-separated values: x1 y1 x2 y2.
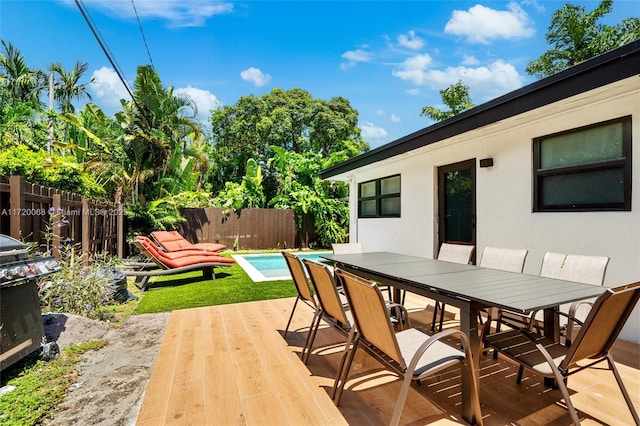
134 257 297 314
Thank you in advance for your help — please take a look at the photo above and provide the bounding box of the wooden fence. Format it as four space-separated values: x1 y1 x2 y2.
180 208 315 250
0 176 124 258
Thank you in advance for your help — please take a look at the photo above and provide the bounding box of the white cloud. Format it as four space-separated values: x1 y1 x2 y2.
391 54 433 85
444 2 535 44
340 49 371 70
60 0 233 27
397 30 424 50
390 113 401 123
240 67 271 87
376 109 385 116
174 85 221 120
462 54 480 66
406 88 420 95
89 67 130 111
359 122 388 142
392 56 524 101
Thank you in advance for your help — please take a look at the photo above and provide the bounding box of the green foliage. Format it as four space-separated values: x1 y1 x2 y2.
526 0 640 78
0 340 106 426
214 158 266 210
208 88 368 199
0 145 104 198
421 80 475 121
269 147 350 247
36 210 119 319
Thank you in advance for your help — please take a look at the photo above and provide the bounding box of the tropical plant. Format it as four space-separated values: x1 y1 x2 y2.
48 60 92 114
421 80 475 122
208 88 368 199
0 40 46 104
526 0 640 78
268 146 350 247
214 158 266 211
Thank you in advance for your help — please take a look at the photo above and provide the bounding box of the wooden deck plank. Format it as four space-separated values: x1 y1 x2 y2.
136 296 640 426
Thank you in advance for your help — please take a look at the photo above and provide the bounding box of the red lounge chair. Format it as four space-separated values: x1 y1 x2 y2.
151 231 226 253
124 236 235 290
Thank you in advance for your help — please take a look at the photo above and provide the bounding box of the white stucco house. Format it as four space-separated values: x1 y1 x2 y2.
320 40 640 343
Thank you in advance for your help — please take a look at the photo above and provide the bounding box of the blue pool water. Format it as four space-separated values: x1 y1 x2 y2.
232 251 332 282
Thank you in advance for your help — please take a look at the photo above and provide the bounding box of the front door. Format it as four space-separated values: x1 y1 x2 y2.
438 159 476 263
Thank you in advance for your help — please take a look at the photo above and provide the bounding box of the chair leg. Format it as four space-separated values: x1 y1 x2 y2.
333 337 360 405
331 327 356 399
284 297 300 337
516 365 524 383
608 354 640 424
302 310 323 364
390 372 414 426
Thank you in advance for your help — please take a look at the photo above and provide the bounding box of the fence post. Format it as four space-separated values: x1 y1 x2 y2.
52 194 62 259
82 198 90 264
9 175 26 240
117 203 124 258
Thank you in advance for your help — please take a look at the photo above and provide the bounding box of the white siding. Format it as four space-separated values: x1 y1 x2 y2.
345 77 640 342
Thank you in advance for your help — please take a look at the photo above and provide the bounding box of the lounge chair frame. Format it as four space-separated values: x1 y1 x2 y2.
124 240 233 291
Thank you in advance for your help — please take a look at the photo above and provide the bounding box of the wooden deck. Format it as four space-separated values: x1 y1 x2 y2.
135 293 639 425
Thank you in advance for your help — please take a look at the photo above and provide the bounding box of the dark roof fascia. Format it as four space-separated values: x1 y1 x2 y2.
321 40 640 179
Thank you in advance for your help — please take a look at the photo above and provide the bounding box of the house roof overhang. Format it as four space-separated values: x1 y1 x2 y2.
320 40 640 181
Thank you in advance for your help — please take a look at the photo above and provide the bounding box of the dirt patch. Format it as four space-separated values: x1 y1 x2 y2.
42 312 170 426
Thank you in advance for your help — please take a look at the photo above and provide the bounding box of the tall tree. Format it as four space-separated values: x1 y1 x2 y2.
420 80 475 122
208 88 368 197
526 0 640 78
0 40 46 104
48 60 92 113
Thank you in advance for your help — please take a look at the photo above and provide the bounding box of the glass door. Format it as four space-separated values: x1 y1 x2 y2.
438 159 476 263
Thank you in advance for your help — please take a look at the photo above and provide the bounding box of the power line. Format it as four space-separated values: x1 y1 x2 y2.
131 0 155 69
75 0 135 101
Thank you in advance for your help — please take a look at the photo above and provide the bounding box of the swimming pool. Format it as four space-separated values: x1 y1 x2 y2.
232 251 332 282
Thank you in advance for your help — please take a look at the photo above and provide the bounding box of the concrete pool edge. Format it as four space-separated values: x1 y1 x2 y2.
232 251 332 282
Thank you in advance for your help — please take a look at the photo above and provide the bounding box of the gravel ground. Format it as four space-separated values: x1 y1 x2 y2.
41 312 170 426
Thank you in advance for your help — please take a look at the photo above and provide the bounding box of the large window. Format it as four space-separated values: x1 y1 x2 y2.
533 116 631 212
358 175 401 218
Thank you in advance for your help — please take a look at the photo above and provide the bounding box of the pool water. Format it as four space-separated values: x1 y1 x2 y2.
232 251 332 282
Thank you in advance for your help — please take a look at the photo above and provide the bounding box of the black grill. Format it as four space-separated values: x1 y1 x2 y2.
1 234 61 371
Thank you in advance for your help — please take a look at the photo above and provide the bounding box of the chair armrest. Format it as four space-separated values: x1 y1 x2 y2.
386 302 411 330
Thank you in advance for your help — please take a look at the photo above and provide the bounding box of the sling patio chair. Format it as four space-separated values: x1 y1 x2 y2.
124 236 235 291
496 252 609 346
482 281 640 426
333 268 483 426
151 230 227 253
302 259 410 365
282 251 319 359
431 243 475 332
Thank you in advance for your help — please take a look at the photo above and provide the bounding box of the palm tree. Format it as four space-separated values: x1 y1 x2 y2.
0 40 46 104
48 60 92 113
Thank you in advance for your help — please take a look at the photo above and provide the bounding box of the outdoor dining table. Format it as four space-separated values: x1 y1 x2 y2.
322 251 607 424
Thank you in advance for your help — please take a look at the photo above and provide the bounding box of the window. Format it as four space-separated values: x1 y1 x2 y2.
358 175 401 218
533 116 631 212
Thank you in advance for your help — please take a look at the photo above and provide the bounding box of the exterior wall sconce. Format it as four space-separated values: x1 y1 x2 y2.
479 158 494 168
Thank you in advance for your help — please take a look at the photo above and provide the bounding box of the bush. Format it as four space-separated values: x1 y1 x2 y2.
35 209 120 320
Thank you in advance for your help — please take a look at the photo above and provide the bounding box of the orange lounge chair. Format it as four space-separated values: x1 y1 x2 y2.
151 231 226 253
125 236 235 290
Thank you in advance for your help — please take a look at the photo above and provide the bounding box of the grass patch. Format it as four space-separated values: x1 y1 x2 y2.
0 340 107 426
134 259 296 314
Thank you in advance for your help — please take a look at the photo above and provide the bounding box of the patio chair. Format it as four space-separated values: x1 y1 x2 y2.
151 230 227 253
124 237 235 290
331 242 396 302
431 243 475 332
333 268 483 426
282 251 319 360
497 252 609 345
483 281 640 426
302 259 410 365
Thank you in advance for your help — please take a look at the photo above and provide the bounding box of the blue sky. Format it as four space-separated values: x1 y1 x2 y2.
2 0 638 148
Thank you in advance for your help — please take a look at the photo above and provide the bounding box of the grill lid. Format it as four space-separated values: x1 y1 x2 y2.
0 234 29 263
